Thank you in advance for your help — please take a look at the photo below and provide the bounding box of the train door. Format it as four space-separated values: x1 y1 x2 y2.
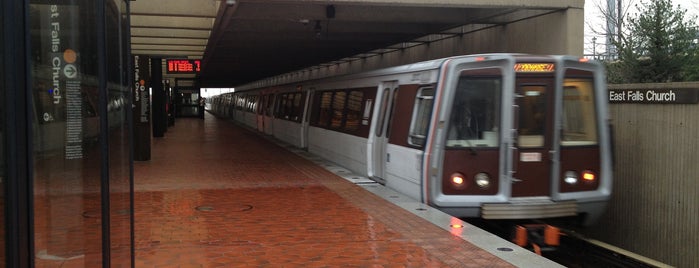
300 89 312 149
256 93 266 132
369 81 397 183
511 77 555 196
264 93 275 135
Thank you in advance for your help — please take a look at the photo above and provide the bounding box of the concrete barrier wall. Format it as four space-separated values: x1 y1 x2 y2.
585 82 699 267
248 7 583 89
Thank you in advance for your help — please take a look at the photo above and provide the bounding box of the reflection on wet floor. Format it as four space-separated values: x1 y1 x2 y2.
36 115 515 267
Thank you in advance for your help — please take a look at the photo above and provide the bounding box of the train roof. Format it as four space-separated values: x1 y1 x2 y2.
233 53 594 92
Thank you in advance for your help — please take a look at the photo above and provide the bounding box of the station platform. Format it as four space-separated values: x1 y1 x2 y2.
133 113 562 267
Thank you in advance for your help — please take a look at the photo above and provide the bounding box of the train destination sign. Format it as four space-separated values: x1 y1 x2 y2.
166 59 201 74
514 63 555 73
608 88 699 104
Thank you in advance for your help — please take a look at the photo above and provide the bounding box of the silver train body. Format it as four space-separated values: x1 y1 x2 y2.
210 54 613 225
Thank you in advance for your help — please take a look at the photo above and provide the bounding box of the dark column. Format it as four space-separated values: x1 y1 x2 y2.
151 58 166 137
133 55 151 161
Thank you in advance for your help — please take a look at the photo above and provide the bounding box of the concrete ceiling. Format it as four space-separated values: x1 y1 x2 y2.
130 0 574 88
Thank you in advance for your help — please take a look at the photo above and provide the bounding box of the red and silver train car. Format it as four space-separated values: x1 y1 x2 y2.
210 54 612 225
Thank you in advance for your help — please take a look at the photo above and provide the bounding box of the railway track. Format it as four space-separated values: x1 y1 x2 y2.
544 229 669 267
465 219 670 267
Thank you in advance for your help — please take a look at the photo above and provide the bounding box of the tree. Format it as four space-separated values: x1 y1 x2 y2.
606 0 699 83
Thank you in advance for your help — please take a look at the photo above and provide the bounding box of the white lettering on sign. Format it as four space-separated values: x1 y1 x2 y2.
646 90 676 102
627 90 644 101
609 90 680 103
49 5 62 105
609 91 625 101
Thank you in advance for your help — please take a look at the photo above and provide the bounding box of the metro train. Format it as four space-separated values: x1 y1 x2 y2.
209 54 613 225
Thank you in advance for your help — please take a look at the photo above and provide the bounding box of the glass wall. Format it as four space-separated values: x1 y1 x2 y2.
107 0 134 265
28 0 133 266
1 1 6 265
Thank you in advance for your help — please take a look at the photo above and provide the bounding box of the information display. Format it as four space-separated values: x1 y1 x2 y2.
166 59 201 74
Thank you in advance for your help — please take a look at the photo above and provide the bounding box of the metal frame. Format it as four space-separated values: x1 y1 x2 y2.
3 0 33 267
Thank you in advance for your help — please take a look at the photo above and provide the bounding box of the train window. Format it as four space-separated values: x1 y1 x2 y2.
561 79 598 146
376 89 390 137
292 92 303 122
408 87 434 146
446 78 501 148
283 94 293 119
518 85 547 147
275 94 283 118
317 91 333 127
265 94 274 116
258 95 266 115
251 95 258 113
331 91 346 128
345 91 363 131
385 89 399 137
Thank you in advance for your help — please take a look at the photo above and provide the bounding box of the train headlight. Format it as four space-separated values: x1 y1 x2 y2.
564 171 578 185
450 173 467 189
582 170 596 182
474 173 490 189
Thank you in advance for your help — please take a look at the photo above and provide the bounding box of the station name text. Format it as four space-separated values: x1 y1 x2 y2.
609 90 677 103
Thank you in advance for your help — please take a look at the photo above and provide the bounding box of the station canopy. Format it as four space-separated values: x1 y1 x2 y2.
130 0 575 87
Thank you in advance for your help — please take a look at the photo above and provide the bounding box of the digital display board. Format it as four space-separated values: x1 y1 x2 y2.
514 63 555 73
166 59 201 74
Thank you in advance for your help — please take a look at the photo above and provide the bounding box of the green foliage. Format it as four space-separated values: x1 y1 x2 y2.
609 0 699 83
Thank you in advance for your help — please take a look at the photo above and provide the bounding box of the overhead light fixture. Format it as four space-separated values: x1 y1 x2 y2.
226 0 236 6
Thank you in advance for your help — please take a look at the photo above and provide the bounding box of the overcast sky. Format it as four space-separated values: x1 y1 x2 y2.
583 0 699 56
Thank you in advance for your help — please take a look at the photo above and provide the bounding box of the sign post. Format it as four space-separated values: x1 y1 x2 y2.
133 55 151 161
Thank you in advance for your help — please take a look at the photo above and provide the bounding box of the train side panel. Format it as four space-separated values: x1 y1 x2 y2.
384 143 424 201
273 118 305 148
307 127 369 175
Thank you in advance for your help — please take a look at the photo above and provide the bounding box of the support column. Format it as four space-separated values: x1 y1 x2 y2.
151 58 166 137
133 55 151 161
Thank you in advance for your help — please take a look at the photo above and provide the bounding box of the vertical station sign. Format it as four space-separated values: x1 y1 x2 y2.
39 4 83 159
133 55 151 160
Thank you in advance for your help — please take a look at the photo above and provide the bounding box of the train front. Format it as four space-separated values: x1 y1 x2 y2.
424 54 612 226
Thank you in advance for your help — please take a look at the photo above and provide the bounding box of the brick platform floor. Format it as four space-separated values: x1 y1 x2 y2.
130 114 515 267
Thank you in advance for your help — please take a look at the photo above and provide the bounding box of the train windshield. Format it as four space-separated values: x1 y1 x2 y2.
561 78 598 146
446 76 501 148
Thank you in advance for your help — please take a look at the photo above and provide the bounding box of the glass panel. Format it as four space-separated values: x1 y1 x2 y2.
315 92 332 127
265 94 274 116
107 0 133 266
562 78 598 146
30 1 104 265
447 78 502 148
376 89 390 137
331 91 346 128
284 94 293 119
0 2 5 264
385 90 399 137
517 85 547 148
292 92 303 122
345 91 363 131
408 87 434 146
29 1 133 266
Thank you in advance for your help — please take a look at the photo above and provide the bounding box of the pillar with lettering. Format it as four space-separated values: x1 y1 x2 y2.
133 55 151 161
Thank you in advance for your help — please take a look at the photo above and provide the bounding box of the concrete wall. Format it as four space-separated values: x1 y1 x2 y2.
258 6 584 87
351 7 585 70
585 82 699 267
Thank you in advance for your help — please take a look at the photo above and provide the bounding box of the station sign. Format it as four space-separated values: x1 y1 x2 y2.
166 59 201 74
608 88 699 104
